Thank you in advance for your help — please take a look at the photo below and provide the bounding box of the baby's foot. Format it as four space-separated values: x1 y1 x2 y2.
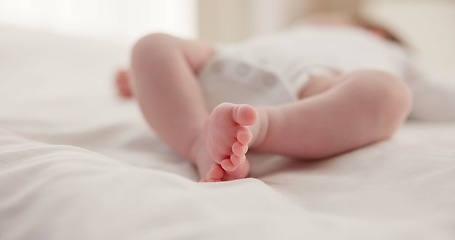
192 103 257 182
206 103 257 171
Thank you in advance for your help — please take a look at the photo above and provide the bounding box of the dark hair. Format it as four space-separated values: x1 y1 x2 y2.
301 11 409 48
352 14 407 47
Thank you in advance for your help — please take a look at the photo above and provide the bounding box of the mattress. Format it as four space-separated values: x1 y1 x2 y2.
0 25 454 240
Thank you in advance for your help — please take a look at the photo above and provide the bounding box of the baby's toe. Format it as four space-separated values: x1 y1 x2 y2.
232 142 248 156
221 158 235 172
222 160 250 181
201 164 224 182
221 155 245 172
236 127 252 145
230 154 246 167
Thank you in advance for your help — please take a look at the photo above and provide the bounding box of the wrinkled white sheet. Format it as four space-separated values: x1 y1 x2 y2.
0 25 454 240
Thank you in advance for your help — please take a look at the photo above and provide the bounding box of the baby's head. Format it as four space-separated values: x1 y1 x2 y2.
303 12 405 46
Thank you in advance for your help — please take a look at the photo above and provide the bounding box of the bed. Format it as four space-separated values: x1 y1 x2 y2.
0 25 454 240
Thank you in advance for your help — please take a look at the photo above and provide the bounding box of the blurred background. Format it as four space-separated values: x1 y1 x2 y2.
0 0 454 73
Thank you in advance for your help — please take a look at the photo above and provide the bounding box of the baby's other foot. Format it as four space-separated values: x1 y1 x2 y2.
115 69 133 98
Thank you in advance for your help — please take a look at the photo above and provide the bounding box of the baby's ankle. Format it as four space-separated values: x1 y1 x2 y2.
248 108 269 149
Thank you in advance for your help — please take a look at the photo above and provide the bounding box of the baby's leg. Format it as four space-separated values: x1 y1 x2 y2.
130 33 210 159
247 70 412 159
130 33 255 181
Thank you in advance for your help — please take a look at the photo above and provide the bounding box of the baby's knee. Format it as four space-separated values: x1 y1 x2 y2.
348 70 413 135
131 33 177 64
360 70 411 114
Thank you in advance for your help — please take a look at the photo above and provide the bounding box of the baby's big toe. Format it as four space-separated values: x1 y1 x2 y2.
234 104 257 126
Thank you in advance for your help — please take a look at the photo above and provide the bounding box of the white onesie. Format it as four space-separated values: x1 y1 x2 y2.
198 25 455 121
198 25 408 110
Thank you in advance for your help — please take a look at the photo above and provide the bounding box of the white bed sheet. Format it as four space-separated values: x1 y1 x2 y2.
0 25 454 240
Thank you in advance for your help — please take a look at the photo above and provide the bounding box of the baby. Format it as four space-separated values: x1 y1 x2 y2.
115 13 417 182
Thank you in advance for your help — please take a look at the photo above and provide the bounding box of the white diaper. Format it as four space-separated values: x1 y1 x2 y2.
198 50 299 110
198 49 338 110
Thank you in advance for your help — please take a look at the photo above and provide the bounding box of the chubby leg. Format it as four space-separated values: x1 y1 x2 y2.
130 33 210 160
128 33 411 180
247 70 413 159
130 33 256 181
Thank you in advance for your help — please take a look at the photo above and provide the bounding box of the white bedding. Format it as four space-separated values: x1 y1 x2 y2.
0 25 454 240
